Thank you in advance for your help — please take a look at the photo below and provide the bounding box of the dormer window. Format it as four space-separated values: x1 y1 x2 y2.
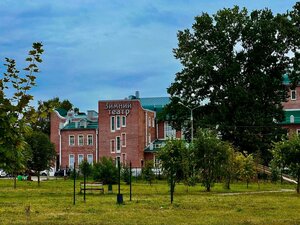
291 90 296 100
290 115 295 123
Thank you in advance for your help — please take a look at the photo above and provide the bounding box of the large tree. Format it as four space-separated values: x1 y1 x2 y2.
26 131 56 185
31 97 73 135
167 4 300 163
0 43 44 187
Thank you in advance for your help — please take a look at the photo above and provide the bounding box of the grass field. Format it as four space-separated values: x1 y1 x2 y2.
0 178 299 225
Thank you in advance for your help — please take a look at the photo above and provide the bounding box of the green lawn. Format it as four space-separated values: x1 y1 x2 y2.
0 178 299 225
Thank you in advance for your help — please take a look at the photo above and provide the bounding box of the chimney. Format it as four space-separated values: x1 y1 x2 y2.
135 91 140 99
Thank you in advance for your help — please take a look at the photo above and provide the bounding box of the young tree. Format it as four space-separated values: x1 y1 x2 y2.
271 134 300 193
141 160 155 186
80 160 93 179
241 153 256 188
26 131 56 185
167 5 300 162
158 139 186 203
122 163 131 185
0 42 44 188
192 129 230 192
93 157 118 185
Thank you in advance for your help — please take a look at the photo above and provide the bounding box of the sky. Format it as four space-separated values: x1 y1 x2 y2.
0 0 297 112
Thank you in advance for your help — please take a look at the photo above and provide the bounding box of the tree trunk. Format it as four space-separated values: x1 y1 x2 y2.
297 175 299 194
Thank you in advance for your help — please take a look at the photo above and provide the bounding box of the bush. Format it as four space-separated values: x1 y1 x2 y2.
93 157 117 184
122 164 131 185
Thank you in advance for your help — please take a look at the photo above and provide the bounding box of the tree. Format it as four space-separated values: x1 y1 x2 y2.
93 157 118 185
141 160 155 185
26 131 56 185
241 153 256 188
167 5 300 163
158 139 186 203
0 42 44 188
271 134 300 193
31 97 73 135
122 163 131 185
192 129 230 192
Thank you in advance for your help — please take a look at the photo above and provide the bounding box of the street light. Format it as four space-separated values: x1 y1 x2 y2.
178 102 201 142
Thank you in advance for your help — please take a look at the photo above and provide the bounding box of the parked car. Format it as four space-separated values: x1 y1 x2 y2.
0 169 7 177
40 167 55 176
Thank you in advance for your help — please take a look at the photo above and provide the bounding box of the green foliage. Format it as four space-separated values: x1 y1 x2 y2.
241 153 256 188
167 5 300 162
25 131 56 185
79 160 93 178
0 43 44 187
93 157 118 185
271 134 300 193
122 163 131 185
158 139 187 203
192 129 230 191
31 97 73 135
142 160 155 185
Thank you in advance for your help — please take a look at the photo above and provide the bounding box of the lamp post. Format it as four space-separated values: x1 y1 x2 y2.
178 102 201 142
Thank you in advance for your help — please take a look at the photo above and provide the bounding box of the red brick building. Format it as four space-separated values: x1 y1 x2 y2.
50 94 181 170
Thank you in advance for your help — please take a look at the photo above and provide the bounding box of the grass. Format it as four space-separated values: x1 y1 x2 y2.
0 178 299 225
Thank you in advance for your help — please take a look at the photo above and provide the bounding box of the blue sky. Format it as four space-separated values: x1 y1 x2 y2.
0 0 297 111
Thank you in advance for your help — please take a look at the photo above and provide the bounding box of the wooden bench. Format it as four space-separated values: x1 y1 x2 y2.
80 182 104 194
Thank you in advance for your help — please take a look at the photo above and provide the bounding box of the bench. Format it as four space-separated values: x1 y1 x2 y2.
80 182 104 194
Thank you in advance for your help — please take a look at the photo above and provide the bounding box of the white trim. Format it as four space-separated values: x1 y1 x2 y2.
78 134 84 146
121 133 126 147
96 129 98 162
69 135 75 146
87 134 93 146
54 110 66 119
59 130 62 169
284 109 300 111
78 154 84 166
297 129 300 135
116 115 121 130
87 154 93 165
69 154 75 169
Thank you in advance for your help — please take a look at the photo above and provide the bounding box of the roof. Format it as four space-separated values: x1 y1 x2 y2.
281 110 300 124
283 74 290 85
56 108 67 117
140 97 170 112
144 139 167 153
62 121 98 130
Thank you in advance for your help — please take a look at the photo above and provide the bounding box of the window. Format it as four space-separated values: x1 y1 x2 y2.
69 135 75 146
116 136 121 153
148 117 151 127
78 154 84 166
87 134 93 146
110 139 115 153
148 134 151 144
122 153 126 164
291 90 296 100
121 133 126 147
78 135 84 146
154 155 161 168
116 115 121 130
297 129 300 135
122 116 126 127
69 154 75 169
152 118 155 127
290 115 295 123
111 116 115 132
164 122 176 139
87 154 93 165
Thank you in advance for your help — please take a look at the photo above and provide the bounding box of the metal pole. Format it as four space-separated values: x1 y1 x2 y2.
84 171 86 203
191 109 193 142
73 162 76 205
118 160 120 195
130 161 132 201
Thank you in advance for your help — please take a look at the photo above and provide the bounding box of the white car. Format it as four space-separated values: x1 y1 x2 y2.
40 167 55 176
0 169 7 177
